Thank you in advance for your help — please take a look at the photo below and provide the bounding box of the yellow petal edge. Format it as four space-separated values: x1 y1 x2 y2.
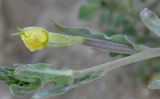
20 27 49 52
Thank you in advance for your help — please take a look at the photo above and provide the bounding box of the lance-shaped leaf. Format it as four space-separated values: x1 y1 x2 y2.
140 8 160 37
54 22 106 40
54 22 149 55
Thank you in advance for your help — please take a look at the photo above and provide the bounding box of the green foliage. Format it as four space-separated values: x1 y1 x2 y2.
0 64 73 98
32 69 103 99
54 22 149 56
112 14 129 27
139 9 160 89
100 8 112 24
0 63 104 99
55 22 131 44
87 0 101 6
78 0 151 58
79 5 97 21
78 0 138 38
78 0 160 86
54 22 103 40
78 0 102 21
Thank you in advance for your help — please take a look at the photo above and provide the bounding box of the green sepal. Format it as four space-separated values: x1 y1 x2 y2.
48 33 84 47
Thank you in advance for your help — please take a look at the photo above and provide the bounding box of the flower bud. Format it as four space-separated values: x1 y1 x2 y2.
20 27 48 52
19 27 85 52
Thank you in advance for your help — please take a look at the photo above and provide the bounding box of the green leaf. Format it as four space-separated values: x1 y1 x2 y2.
0 67 10 81
100 8 112 24
76 70 103 85
140 8 160 37
0 66 19 85
123 24 136 36
122 36 149 52
54 22 106 40
123 0 133 11
109 52 119 57
107 34 132 57
54 22 150 55
54 22 131 44
32 69 104 99
32 86 69 99
9 78 41 96
7 63 75 97
79 5 97 21
87 0 101 6
111 33 149 51
113 14 129 26
104 30 117 36
0 64 105 99
108 1 124 11
148 80 160 89
14 64 74 86
110 34 129 44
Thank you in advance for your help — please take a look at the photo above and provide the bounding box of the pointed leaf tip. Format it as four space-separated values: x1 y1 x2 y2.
140 8 160 37
140 8 154 19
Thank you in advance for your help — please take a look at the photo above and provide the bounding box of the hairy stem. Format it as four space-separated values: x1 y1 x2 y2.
74 48 160 78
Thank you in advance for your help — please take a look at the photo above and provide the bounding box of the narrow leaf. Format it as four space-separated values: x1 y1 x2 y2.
54 22 150 55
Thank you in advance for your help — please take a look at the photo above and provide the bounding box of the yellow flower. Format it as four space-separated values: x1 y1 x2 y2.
18 26 85 52
20 27 49 52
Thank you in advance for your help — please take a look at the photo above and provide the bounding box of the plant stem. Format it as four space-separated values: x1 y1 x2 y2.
74 48 160 78
83 38 136 55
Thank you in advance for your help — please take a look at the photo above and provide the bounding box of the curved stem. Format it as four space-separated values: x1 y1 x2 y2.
74 48 160 78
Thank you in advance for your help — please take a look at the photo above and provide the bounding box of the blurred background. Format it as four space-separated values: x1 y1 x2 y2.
0 0 160 99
